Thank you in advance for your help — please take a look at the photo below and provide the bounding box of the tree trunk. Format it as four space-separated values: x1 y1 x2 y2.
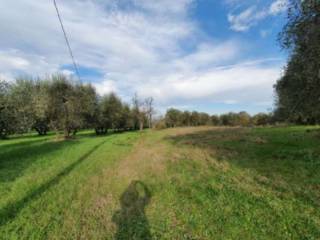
64 128 71 138
139 120 143 131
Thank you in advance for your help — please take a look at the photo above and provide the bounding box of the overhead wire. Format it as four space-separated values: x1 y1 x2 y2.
53 0 81 82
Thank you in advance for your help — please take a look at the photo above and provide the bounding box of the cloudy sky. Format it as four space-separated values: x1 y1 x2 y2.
0 0 288 114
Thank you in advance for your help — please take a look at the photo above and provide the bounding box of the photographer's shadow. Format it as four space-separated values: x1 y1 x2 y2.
112 181 152 240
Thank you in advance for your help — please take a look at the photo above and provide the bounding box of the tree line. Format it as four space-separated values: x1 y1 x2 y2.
159 108 273 128
0 75 154 139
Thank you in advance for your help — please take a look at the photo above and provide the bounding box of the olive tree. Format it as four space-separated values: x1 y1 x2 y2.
47 74 84 138
0 80 16 138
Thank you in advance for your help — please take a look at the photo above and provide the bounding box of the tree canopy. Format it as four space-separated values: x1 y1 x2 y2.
275 0 320 124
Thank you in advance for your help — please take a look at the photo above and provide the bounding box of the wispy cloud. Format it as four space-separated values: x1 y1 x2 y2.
227 0 288 32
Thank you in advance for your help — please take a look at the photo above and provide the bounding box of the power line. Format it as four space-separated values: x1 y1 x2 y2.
53 0 81 82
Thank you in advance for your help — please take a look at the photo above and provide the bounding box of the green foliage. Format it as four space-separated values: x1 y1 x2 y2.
32 79 50 135
252 113 272 126
0 75 153 138
0 80 16 138
275 0 320 124
190 111 200 126
210 114 220 126
47 75 86 137
95 93 123 134
77 83 98 129
180 111 191 126
165 108 182 127
10 77 35 133
199 112 210 125
164 109 270 128
220 112 242 126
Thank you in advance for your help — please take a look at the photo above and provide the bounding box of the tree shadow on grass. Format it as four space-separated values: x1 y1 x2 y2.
0 139 106 226
113 181 152 240
0 138 78 183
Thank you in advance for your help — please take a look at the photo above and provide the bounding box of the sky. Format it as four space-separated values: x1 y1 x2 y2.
0 0 289 115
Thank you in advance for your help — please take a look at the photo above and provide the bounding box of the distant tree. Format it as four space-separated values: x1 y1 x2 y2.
108 93 124 131
181 111 191 126
77 84 98 130
275 0 320 124
93 97 108 135
210 115 220 126
119 103 134 130
252 113 271 126
94 93 121 134
220 112 236 126
132 93 146 131
154 118 167 130
165 108 182 127
238 111 251 126
199 112 210 125
190 111 200 126
144 97 154 129
0 80 16 138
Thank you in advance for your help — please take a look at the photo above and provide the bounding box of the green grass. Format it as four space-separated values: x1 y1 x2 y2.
0 126 319 239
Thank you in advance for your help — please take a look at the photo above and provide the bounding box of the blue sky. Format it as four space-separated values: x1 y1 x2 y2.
0 0 288 114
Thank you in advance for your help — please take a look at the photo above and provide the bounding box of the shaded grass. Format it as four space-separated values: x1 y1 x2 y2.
0 131 141 239
0 139 106 226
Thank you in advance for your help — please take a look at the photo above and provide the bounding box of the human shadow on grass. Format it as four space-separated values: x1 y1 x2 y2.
112 181 152 240
0 138 78 183
0 140 106 226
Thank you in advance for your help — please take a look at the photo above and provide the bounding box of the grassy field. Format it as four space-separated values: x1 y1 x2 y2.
0 126 319 239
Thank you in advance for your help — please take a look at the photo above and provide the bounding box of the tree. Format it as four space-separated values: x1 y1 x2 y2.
220 113 233 126
47 74 83 138
132 93 146 131
190 111 200 126
10 77 35 133
32 79 50 135
275 0 320 124
210 115 220 126
77 83 98 130
94 96 108 135
107 93 124 131
238 111 251 126
165 108 182 127
119 104 134 131
0 80 16 138
181 111 191 126
94 92 131 134
252 113 271 126
144 97 154 129
199 112 210 125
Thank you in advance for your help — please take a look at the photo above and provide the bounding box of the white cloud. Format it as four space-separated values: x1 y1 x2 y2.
269 0 288 15
136 60 282 105
0 52 30 70
94 79 118 96
228 6 268 32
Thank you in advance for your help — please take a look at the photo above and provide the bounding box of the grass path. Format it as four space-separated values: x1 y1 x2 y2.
0 127 319 239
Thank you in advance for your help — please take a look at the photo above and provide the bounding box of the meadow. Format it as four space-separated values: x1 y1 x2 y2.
0 126 319 239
